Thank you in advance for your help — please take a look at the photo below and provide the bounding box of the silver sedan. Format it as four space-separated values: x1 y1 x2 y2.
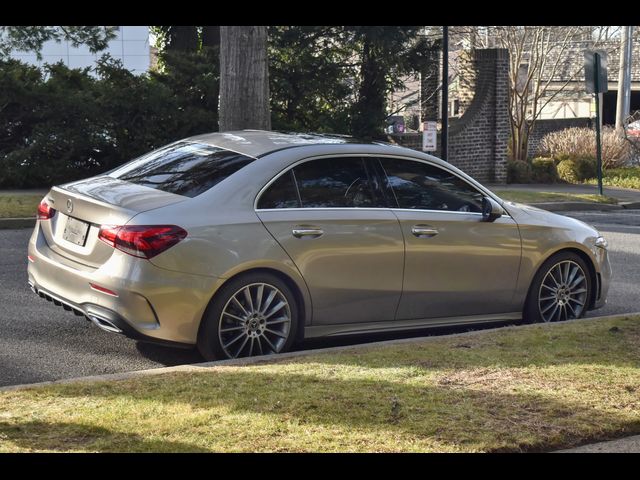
27 130 612 360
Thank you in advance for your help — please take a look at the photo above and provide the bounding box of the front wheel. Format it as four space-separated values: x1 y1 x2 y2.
197 272 299 361
524 252 592 324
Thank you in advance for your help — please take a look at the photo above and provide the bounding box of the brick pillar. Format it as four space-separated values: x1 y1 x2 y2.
390 48 511 185
490 49 510 184
447 48 510 184
456 49 477 116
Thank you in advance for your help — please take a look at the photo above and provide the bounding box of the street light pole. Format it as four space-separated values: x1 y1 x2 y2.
441 25 449 162
615 26 634 132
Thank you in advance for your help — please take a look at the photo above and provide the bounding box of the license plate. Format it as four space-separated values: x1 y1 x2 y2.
63 217 90 246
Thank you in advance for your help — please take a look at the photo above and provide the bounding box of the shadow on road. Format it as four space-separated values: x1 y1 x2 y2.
134 342 201 365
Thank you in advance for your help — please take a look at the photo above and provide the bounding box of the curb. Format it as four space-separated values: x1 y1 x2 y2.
620 201 640 209
0 217 35 229
1 311 638 393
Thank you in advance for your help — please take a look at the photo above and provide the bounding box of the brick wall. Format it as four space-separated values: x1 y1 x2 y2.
389 49 510 184
527 117 593 157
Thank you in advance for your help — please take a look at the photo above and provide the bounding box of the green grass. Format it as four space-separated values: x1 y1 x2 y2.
0 194 42 218
494 189 618 205
1 315 640 452
585 167 640 190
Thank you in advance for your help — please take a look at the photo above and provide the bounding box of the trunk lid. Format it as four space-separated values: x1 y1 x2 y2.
40 176 187 268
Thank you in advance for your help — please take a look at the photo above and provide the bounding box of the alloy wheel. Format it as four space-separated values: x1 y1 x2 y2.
218 282 292 358
538 260 588 322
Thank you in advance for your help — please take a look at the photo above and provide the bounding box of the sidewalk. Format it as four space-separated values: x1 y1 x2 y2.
556 434 640 453
489 183 640 203
489 183 640 211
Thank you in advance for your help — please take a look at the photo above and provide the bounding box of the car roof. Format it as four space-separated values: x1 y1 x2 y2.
185 129 406 159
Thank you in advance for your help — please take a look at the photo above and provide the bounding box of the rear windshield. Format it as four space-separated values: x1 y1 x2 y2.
108 142 255 198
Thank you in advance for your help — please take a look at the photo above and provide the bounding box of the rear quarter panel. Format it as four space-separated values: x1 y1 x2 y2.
126 157 315 326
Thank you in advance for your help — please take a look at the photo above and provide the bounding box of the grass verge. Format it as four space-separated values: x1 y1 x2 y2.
495 189 618 205
0 194 42 218
1 315 640 453
585 167 640 190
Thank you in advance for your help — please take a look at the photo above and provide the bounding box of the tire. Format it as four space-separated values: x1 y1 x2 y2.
524 251 592 324
197 272 299 361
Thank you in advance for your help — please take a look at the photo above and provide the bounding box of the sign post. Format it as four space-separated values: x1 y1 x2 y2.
584 50 608 196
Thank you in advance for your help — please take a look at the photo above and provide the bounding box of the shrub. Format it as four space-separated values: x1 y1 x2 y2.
585 167 640 189
530 157 559 183
557 159 578 183
555 156 596 183
0 55 219 189
507 160 533 183
574 156 597 181
539 126 633 169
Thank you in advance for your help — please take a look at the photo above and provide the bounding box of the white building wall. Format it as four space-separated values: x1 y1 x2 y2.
10 26 150 75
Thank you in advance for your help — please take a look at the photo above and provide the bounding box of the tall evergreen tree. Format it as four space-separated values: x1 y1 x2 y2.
346 26 434 139
268 26 354 133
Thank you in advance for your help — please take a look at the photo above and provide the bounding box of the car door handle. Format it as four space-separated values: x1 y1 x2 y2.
292 226 324 238
411 225 439 238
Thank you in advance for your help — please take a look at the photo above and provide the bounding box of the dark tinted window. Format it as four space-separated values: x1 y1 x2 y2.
257 170 301 209
108 142 255 198
379 158 483 212
293 157 380 208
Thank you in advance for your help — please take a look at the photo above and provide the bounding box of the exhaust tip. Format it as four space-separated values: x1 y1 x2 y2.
88 315 123 334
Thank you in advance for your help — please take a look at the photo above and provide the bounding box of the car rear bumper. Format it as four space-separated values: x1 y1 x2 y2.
28 281 194 348
27 222 224 345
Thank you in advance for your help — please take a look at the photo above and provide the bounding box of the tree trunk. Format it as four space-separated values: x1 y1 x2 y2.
165 26 199 52
219 26 271 131
511 123 529 161
352 36 386 140
202 26 220 49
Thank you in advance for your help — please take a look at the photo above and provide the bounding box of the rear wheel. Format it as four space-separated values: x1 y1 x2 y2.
524 251 592 323
197 272 299 360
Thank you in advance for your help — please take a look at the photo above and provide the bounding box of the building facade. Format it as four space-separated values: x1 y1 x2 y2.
10 26 151 75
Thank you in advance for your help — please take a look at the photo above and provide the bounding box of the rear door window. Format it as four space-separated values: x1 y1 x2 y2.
108 142 255 198
257 170 301 209
292 157 382 208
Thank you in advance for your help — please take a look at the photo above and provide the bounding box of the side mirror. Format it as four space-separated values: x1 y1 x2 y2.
482 196 504 222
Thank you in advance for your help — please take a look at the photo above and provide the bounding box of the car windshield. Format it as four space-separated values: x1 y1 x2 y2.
108 142 255 198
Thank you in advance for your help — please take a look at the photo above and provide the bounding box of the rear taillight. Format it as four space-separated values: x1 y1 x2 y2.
98 225 187 259
37 201 56 220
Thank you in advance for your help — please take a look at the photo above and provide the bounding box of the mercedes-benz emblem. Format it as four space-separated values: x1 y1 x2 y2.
66 199 73 213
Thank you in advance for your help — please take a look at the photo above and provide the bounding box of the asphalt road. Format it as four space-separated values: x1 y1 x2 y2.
1 210 639 387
